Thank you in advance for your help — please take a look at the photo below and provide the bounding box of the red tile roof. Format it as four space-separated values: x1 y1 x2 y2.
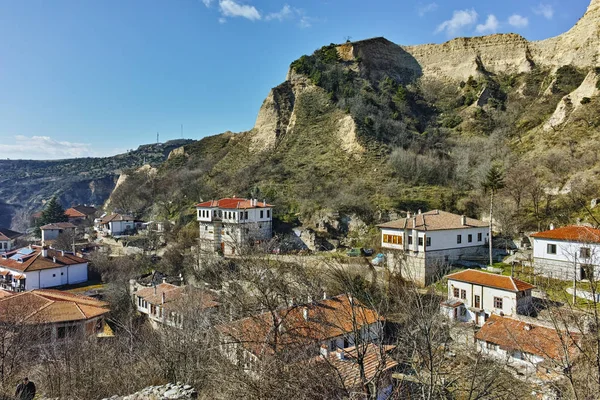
446 269 535 292
40 222 77 230
531 225 600 243
0 289 109 324
0 228 22 241
216 294 382 358
65 205 97 218
0 246 88 272
196 197 273 209
135 283 219 311
320 344 397 389
378 210 487 231
475 315 580 360
99 213 135 224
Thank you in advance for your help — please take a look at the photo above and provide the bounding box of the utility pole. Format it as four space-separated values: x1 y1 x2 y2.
573 253 578 304
157 132 159 144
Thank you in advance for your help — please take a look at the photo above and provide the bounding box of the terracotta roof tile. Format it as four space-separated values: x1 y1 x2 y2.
196 198 273 210
40 222 77 230
216 294 382 358
0 228 22 241
446 269 535 292
135 284 219 311
378 210 487 231
0 246 87 272
320 344 397 389
531 226 600 243
99 213 135 224
65 205 96 218
0 289 109 324
475 315 580 360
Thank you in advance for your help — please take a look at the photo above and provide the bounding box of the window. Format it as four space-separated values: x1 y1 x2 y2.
547 244 557 254
204 226 208 231
267 210 270 218
474 295 481 308
329 340 336 351
478 233 482 242
383 234 402 245
408 236 413 245
418 237 424 246
460 289 466 300
580 247 591 259
453 288 459 298
426 237 431 247
457 235 462 244
260 210 264 218
244 211 248 219
57 327 66 339
52 274 56 277
494 297 503 309
468 234 473 243
61 272 63 276
486 342 497 350
581 265 594 280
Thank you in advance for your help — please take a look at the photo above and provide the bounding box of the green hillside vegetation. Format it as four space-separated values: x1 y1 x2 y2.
107 40 600 240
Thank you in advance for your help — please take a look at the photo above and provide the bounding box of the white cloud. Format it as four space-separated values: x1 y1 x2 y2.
265 4 293 21
218 0 261 21
533 3 554 20
435 9 478 36
418 2 438 17
298 16 311 28
218 17 227 24
0 135 95 160
476 14 499 34
508 14 529 28
202 0 213 7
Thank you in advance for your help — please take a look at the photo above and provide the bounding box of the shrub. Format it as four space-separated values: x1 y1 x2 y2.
581 97 592 105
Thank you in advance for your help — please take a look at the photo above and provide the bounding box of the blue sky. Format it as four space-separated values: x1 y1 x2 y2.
0 0 590 159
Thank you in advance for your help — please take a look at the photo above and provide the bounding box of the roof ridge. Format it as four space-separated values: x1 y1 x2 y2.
23 295 53 322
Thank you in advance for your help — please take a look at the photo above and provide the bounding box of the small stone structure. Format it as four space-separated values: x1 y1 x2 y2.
101 383 198 400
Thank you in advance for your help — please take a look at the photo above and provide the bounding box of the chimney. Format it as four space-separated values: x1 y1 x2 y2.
348 294 353 304
336 348 344 360
41 247 48 258
406 211 412 219
461 215 467 226
320 344 329 357
550 223 555 230
61 250 65 256
52 256 56 263
154 285 157 295
322 291 327 300
418 209 422 215
161 292 166 305
162 277 167 284
303 307 308 320
524 324 532 331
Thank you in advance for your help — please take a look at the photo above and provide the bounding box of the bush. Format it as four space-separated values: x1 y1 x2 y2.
581 97 592 105
442 114 463 129
389 148 453 185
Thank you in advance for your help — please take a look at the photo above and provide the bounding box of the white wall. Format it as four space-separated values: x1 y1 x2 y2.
533 237 600 264
109 220 134 235
381 227 488 252
448 279 518 317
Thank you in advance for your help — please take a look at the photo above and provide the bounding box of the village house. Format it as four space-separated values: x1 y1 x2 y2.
65 205 97 222
531 225 600 281
0 228 22 253
196 197 273 255
440 269 535 326
475 315 579 379
94 213 136 236
215 294 383 376
317 343 398 398
0 246 88 292
0 289 111 342
40 222 77 245
378 210 489 286
132 282 219 329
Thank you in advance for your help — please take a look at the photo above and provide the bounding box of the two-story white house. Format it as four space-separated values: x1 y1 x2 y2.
0 246 88 292
40 222 77 245
378 210 489 286
0 228 22 253
215 294 383 376
95 213 136 236
441 269 535 326
196 197 273 255
531 225 600 281
132 282 219 329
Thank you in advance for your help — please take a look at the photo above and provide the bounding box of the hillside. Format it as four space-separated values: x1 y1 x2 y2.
0 139 193 230
46 0 600 243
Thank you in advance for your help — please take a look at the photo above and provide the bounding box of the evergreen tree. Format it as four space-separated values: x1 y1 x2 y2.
482 164 505 266
35 197 68 237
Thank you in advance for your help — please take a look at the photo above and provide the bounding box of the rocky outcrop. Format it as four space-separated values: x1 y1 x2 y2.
544 69 600 131
100 383 197 400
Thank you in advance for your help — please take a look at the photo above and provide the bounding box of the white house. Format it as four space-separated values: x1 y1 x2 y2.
40 222 77 245
95 213 136 236
531 225 600 281
378 210 489 286
0 228 22 253
196 197 273 255
132 282 219 329
0 246 88 292
475 315 579 379
215 294 383 376
441 269 535 326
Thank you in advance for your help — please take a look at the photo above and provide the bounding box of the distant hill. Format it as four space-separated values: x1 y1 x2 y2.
0 139 193 230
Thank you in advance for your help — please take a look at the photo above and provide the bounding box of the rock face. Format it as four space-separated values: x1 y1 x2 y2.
100 383 197 400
